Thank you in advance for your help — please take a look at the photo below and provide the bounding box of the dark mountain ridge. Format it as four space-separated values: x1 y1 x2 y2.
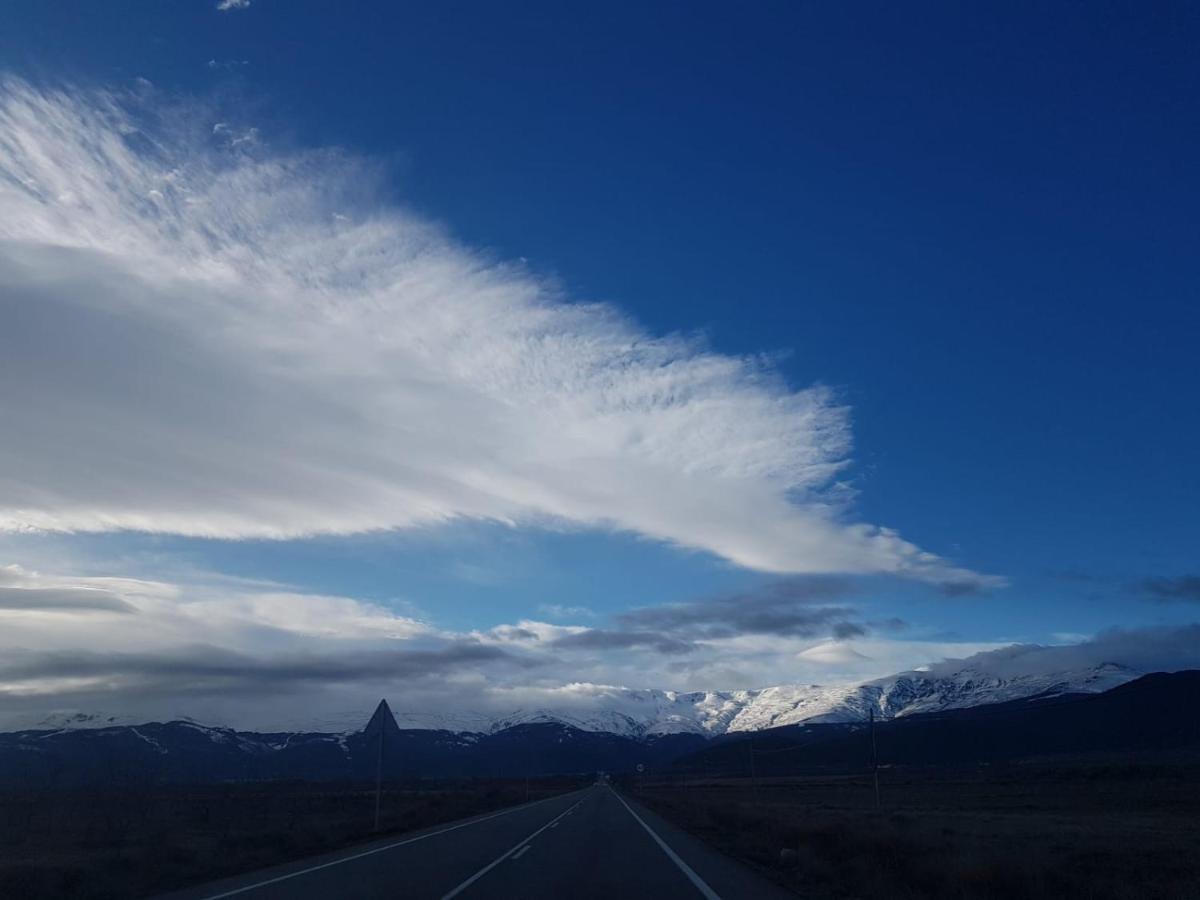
2 671 1196 788
0 717 706 788
675 670 1200 776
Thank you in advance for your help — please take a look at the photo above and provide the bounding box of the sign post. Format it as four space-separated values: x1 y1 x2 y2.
364 699 401 831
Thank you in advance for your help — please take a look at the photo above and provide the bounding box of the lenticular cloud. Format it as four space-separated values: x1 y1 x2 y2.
0 78 990 585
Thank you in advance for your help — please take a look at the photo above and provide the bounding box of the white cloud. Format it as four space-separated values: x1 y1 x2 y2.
0 557 1007 729
1051 631 1092 644
0 562 431 651
1 556 1195 731
216 0 250 10
798 641 871 664
0 78 993 587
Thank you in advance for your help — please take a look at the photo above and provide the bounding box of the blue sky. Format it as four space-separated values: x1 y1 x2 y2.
0 1 1197 726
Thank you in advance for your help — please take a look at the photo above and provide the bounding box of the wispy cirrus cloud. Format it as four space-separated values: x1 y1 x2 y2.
0 78 993 587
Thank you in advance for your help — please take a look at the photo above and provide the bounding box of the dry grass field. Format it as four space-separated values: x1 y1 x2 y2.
634 760 1200 899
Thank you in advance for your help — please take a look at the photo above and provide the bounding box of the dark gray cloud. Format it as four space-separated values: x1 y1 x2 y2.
938 579 990 598
0 641 526 694
617 577 859 640
919 624 1200 679
831 621 867 640
0 586 136 613
552 630 695 655
493 626 540 641
1138 576 1200 604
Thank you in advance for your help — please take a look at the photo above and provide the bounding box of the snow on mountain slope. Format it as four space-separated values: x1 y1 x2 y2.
25 712 144 731
8 662 1141 738
742 661 1140 729
466 661 1140 737
394 661 1140 738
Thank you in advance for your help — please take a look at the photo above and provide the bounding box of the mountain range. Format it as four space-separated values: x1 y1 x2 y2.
3 669 1197 789
22 659 1141 739
682 669 1200 776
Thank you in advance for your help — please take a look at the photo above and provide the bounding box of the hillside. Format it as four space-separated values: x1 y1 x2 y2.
675 670 1200 776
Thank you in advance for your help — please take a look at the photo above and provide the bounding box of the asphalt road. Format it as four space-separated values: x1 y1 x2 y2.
159 784 794 899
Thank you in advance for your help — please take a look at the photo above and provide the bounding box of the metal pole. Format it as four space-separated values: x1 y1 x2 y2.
374 717 384 831
747 733 761 807
869 706 880 810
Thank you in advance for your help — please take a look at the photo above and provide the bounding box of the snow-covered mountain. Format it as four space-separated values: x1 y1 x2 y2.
436 661 1139 738
16 661 1140 739
23 711 146 732
719 661 1138 732
7 672 1196 788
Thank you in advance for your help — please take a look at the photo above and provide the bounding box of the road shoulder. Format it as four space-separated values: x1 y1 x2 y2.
613 788 797 898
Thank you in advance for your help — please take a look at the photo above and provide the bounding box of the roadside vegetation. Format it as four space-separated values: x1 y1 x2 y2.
633 760 1200 899
0 778 579 899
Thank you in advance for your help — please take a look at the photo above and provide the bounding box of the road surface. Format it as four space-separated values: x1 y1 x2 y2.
159 784 794 899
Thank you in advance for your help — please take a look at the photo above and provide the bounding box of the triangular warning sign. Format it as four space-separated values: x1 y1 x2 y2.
363 699 402 741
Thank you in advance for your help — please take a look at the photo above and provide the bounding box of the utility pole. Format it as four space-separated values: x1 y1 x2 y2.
869 705 881 811
747 733 761 808
374 710 384 831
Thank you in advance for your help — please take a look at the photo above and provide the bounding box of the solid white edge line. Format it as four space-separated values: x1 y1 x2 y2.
439 795 586 899
196 789 582 899
610 787 722 900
